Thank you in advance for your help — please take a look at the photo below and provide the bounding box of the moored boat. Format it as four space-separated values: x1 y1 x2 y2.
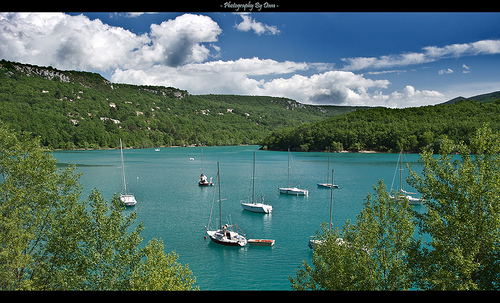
248 239 275 246
279 148 308 196
206 162 247 247
278 187 309 195
119 138 137 207
198 149 214 186
241 152 273 213
317 149 339 189
207 225 247 247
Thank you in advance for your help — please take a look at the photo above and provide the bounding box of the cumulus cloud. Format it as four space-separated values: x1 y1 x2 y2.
0 13 447 108
112 60 425 107
258 71 390 105
384 85 444 108
0 13 148 71
148 14 222 67
0 12 221 70
342 39 500 71
112 57 308 95
234 13 280 35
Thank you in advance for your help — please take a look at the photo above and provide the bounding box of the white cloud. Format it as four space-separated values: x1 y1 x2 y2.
112 59 444 108
258 71 390 105
462 64 471 73
112 57 309 95
385 85 444 108
0 13 148 71
438 68 454 75
366 69 406 75
0 12 448 108
342 39 500 71
342 52 428 71
147 14 222 67
0 12 222 70
234 13 280 35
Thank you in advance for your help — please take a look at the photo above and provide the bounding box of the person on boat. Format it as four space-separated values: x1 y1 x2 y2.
200 173 207 183
222 224 228 239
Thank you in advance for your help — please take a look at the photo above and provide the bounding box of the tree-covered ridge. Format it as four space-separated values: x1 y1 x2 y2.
260 99 500 153
0 59 348 150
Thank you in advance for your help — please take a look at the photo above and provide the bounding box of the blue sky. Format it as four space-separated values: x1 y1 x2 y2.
1 12 500 107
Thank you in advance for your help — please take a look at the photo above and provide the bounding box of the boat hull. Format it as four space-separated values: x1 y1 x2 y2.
206 230 247 247
317 183 339 189
279 187 308 196
248 239 275 246
241 202 273 213
120 194 137 206
308 239 322 249
391 195 423 205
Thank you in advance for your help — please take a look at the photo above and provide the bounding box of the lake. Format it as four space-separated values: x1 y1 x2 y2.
53 145 423 290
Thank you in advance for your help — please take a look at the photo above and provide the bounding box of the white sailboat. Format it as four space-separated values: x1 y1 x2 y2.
241 152 273 213
317 149 339 189
198 149 214 186
119 139 137 206
206 162 247 247
390 149 423 205
279 148 308 196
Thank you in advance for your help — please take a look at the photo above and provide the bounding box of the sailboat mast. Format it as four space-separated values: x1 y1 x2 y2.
287 148 290 188
120 138 127 195
252 151 255 203
399 149 403 193
330 169 334 230
217 162 222 230
327 147 330 184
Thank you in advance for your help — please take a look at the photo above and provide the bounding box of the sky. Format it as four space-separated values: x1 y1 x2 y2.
1 12 500 108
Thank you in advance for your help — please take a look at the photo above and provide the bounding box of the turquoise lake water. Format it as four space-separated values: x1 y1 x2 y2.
53 145 423 290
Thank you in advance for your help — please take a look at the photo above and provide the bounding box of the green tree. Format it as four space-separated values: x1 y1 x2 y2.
130 238 198 290
407 125 500 290
72 190 144 290
290 180 414 290
0 123 81 290
0 123 197 290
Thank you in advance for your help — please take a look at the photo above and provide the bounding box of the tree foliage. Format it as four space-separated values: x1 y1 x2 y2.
407 125 500 290
0 123 197 290
291 125 500 290
261 100 500 153
0 60 342 150
290 180 414 290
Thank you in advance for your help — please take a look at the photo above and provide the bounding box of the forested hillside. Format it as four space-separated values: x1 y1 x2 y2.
0 60 348 149
260 99 500 153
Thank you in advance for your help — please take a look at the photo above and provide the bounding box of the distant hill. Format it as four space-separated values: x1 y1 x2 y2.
0 59 356 149
440 91 500 105
261 99 500 153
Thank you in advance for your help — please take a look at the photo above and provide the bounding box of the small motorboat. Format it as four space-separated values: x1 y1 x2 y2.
248 239 275 246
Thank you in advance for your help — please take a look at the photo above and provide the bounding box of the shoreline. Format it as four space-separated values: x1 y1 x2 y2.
53 145 416 154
